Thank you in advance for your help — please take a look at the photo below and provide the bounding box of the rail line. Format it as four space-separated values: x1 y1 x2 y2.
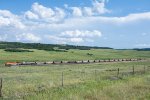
5 58 144 67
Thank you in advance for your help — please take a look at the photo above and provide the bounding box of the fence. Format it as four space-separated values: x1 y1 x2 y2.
0 78 2 97
0 65 149 98
48 65 148 87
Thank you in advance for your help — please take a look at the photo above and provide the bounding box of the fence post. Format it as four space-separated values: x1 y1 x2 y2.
95 70 97 81
132 66 135 75
0 78 2 97
117 68 120 78
61 72 64 87
144 66 146 74
60 61 63 63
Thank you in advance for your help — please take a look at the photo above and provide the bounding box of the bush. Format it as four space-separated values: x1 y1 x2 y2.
87 53 93 56
4 48 34 52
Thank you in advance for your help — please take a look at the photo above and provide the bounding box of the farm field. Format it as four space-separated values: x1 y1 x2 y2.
0 49 150 66
0 49 150 99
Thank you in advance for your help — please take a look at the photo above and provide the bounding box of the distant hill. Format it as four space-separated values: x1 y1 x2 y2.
133 48 150 51
0 41 113 51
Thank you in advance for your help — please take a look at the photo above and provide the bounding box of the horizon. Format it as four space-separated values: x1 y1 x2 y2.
1 41 150 50
0 0 150 49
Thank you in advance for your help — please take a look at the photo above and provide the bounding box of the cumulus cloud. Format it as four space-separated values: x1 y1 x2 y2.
24 2 66 23
24 11 39 20
70 0 110 17
60 30 102 38
92 0 110 15
83 7 93 16
0 10 25 29
32 2 55 18
46 35 85 44
46 30 102 44
70 37 83 43
71 7 83 17
16 33 41 42
117 12 150 23
60 11 150 28
46 35 84 44
23 1 150 29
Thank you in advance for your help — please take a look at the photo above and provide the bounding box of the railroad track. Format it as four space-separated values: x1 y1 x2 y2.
5 58 144 67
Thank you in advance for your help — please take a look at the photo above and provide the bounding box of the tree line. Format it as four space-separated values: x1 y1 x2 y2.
0 42 113 52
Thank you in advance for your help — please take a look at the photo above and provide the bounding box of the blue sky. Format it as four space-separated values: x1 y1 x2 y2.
0 0 150 48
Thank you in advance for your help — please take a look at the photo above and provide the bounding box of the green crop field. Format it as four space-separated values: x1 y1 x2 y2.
0 49 150 100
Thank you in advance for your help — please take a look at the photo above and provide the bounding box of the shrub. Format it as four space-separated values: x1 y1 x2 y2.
4 48 34 52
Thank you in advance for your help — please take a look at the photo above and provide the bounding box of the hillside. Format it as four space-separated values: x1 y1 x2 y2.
0 42 113 51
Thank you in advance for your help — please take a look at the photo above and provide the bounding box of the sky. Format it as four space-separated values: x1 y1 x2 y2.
0 0 150 49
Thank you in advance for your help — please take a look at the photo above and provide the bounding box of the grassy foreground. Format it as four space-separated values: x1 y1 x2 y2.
0 61 150 100
0 49 150 99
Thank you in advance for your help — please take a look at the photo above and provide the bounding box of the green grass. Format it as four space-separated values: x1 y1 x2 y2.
0 49 150 99
25 76 150 100
0 61 150 99
0 49 150 66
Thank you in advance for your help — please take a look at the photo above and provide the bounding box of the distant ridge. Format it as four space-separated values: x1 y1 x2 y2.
133 48 150 51
0 41 113 51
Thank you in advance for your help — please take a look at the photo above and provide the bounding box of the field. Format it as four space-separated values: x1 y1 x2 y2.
0 49 150 66
0 49 150 100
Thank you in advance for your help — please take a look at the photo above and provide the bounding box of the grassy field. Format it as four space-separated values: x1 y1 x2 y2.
0 49 150 99
0 49 150 66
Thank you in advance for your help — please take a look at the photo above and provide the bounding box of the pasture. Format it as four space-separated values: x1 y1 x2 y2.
0 49 150 66
0 49 150 99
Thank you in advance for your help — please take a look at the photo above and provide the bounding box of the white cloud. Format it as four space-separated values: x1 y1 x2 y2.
1 1 150 31
83 7 93 16
24 11 39 20
24 2 66 23
32 2 55 18
46 30 102 44
60 30 102 38
59 12 150 28
22 1 150 29
53 7 66 22
115 12 150 23
92 0 110 15
70 0 110 17
16 33 41 42
46 35 84 43
0 10 25 29
71 7 82 17
70 38 83 43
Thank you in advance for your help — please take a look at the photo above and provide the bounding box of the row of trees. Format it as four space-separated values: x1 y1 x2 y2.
0 42 113 51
